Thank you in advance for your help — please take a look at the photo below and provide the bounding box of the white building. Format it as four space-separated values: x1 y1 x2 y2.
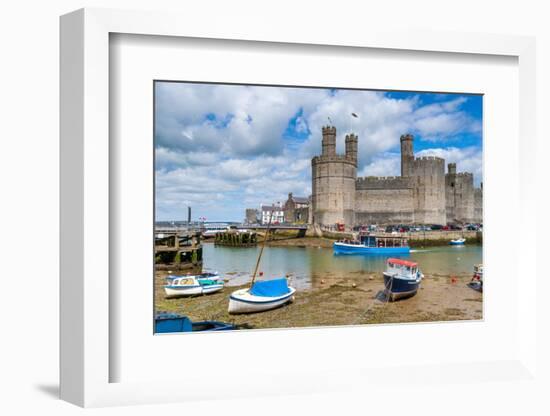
260 204 285 225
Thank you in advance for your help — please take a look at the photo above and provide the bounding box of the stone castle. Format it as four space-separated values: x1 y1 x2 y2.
311 126 483 227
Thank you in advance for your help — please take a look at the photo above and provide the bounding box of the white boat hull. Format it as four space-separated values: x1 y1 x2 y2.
164 284 224 298
228 287 296 314
201 284 224 294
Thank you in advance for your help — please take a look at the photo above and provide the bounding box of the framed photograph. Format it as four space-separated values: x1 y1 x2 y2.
60 8 537 407
152 80 484 328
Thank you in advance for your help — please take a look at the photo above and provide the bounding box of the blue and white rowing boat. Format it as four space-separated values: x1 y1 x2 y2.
334 234 410 255
164 274 224 297
449 238 466 245
383 258 423 301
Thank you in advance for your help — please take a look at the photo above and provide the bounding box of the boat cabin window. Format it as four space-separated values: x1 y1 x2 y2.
360 235 376 247
388 262 416 275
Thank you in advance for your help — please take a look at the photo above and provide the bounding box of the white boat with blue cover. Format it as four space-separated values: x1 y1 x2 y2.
334 234 410 255
228 278 296 314
449 238 466 245
383 258 423 301
164 274 224 297
229 204 297 314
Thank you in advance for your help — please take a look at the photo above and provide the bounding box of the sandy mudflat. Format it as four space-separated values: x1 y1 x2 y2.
155 270 482 330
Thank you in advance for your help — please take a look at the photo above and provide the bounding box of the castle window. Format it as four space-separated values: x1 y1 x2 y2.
451 183 455 187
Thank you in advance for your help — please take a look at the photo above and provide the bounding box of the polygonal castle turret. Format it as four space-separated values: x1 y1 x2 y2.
312 125 358 227
448 163 457 175
345 133 358 166
400 133 414 177
321 126 336 156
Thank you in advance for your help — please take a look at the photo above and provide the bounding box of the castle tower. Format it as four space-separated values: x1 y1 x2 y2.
400 134 414 177
312 126 357 228
345 133 358 166
321 126 336 156
445 163 474 224
474 182 483 223
446 163 458 221
448 163 457 175
411 156 446 225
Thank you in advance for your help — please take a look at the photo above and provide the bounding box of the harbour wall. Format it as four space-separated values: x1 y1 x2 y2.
316 228 481 244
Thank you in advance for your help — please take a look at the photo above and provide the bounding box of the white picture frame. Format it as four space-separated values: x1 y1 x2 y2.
60 8 537 408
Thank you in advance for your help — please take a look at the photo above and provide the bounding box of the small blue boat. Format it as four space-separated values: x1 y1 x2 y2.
449 238 466 245
155 313 236 333
383 258 423 301
334 234 410 255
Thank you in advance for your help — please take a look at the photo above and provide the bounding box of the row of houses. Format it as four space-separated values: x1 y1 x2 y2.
245 193 311 225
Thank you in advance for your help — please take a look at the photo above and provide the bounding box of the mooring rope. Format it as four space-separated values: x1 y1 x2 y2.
352 274 394 325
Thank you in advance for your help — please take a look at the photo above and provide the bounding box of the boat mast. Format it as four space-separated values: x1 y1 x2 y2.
251 203 274 285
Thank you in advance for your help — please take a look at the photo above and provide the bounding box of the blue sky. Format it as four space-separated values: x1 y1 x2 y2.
155 82 483 221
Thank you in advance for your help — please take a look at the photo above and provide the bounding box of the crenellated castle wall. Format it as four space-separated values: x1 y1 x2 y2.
311 127 481 227
355 176 415 224
356 176 414 190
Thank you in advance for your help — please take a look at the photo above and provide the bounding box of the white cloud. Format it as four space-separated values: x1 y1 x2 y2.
155 82 329 158
154 83 482 219
357 146 482 186
155 151 312 220
416 146 483 186
358 153 401 177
